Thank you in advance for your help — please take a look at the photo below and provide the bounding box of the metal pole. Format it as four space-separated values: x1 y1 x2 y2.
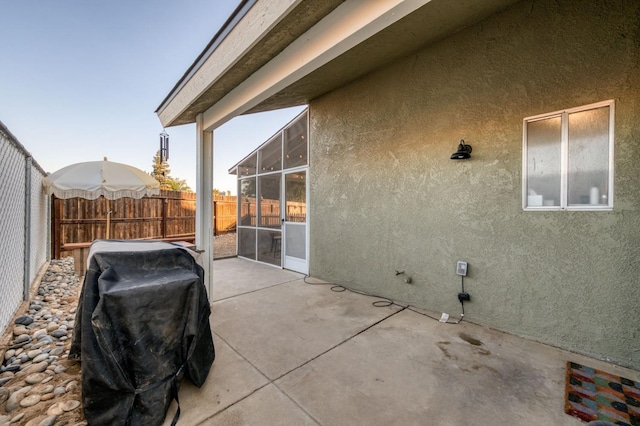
23 156 32 300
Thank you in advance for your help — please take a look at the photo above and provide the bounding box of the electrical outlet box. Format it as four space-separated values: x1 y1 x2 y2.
456 261 468 276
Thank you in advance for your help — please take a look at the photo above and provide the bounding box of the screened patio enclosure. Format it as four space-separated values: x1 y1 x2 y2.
230 110 309 274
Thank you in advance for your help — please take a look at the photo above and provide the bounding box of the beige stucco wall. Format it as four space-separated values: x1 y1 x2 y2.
309 0 640 369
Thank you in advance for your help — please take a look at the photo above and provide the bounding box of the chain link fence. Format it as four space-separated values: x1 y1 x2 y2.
0 121 49 337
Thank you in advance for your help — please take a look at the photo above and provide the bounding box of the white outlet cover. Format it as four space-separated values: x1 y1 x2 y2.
456 261 468 276
439 313 450 323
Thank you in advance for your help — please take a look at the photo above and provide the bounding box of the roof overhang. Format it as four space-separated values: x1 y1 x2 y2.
156 0 520 131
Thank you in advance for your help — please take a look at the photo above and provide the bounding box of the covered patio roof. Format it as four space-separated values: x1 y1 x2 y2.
154 0 523 295
156 0 520 131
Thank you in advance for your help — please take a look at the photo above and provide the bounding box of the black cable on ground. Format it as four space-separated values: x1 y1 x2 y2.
303 275 463 324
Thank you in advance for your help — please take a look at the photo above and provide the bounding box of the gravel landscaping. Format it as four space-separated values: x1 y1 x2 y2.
1 234 236 425
0 258 84 426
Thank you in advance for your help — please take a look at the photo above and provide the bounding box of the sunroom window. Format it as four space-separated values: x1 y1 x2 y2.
523 100 614 211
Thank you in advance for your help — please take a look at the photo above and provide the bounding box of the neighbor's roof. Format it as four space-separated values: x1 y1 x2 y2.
156 0 519 130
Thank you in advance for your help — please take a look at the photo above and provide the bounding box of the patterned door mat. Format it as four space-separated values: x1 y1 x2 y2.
565 361 640 425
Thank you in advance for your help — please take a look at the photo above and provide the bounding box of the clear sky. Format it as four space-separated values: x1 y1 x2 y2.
0 0 306 194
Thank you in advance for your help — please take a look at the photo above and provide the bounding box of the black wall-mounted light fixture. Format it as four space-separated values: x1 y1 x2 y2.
159 130 169 162
450 139 472 160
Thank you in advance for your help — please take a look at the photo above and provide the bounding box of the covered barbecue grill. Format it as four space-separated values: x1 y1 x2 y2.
70 240 215 425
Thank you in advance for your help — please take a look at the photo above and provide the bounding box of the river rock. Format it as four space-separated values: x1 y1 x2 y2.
62 399 81 411
33 353 49 363
20 393 41 407
0 414 10 425
33 329 48 339
4 349 15 360
53 386 66 396
27 383 54 395
50 329 67 338
5 388 28 412
46 323 59 332
27 349 42 359
15 315 34 325
25 372 47 384
47 402 64 416
50 348 64 356
0 387 9 405
10 413 25 424
41 392 55 401
26 361 49 374
37 415 58 426
14 334 31 344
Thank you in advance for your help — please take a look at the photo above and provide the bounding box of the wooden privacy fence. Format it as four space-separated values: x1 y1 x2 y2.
52 191 237 260
239 198 306 226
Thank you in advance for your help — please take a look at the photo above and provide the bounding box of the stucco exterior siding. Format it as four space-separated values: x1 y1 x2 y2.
308 0 639 369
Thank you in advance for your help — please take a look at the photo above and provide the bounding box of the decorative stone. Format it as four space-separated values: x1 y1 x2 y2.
33 329 48 339
47 402 64 416
13 325 29 336
62 399 81 411
65 380 79 392
0 377 12 386
5 388 28 412
14 334 31 344
2 364 20 373
37 415 58 426
28 383 54 395
27 361 49 374
25 372 47 384
27 349 42 359
54 365 66 374
20 393 41 407
33 354 49 363
46 323 59 332
4 349 15 360
41 392 55 401
53 386 66 396
50 348 64 356
50 330 67 338
15 315 34 325
0 414 10 425
11 413 25 423
0 387 9 405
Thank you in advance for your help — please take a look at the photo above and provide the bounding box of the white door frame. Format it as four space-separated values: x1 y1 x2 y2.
282 167 309 275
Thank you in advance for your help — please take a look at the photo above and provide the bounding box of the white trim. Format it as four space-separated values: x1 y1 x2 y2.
196 114 214 296
202 0 432 131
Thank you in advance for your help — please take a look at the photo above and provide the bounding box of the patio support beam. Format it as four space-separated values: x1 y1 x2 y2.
195 113 214 297
201 0 432 131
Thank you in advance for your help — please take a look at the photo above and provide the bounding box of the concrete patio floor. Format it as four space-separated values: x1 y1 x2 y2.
164 258 639 426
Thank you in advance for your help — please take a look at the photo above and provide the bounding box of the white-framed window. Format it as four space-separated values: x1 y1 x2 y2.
522 100 614 211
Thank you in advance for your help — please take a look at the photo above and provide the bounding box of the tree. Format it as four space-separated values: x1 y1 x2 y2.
164 177 192 192
150 150 192 192
151 150 170 187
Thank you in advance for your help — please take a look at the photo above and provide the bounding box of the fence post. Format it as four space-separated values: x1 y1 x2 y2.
23 156 32 300
161 197 167 239
213 200 217 236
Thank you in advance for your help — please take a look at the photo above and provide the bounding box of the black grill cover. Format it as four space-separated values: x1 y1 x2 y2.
70 241 215 425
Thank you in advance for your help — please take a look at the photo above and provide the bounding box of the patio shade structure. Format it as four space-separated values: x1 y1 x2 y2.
43 158 160 238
